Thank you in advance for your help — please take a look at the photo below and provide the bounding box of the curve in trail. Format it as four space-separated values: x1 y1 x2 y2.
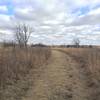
22 50 92 100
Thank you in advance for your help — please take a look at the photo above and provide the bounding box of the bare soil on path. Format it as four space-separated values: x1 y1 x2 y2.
22 49 96 100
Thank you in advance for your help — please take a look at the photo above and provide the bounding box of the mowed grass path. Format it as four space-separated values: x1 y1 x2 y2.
22 50 93 100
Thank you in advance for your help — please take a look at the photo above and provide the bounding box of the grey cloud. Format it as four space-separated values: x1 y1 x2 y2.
69 12 100 26
0 15 14 30
0 0 100 45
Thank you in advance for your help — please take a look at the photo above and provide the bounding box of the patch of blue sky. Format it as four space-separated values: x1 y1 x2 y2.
0 0 12 5
0 6 13 15
7 4 14 15
72 6 90 16
0 0 13 15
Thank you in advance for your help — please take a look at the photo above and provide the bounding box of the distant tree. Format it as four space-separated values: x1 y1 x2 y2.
73 37 80 48
14 23 33 48
89 45 93 48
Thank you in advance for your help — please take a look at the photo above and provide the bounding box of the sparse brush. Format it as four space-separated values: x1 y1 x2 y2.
0 46 51 100
60 47 100 82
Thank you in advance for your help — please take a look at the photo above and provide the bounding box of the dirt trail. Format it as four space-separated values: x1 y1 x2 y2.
22 50 92 100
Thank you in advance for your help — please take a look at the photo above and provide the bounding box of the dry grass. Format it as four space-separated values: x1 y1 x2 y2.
57 47 100 82
0 46 51 100
55 47 100 99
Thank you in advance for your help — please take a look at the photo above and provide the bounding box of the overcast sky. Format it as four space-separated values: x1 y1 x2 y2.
0 0 100 45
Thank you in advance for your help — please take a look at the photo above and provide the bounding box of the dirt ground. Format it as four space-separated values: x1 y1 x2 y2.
22 49 99 100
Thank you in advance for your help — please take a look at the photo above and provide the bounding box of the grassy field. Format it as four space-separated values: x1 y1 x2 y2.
56 47 100 81
0 46 100 100
0 46 51 100
55 47 100 100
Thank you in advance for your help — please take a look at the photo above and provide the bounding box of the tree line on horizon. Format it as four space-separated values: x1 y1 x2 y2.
0 23 93 48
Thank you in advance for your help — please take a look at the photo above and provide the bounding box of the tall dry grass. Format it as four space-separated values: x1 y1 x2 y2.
0 46 51 100
55 47 100 100
58 47 100 82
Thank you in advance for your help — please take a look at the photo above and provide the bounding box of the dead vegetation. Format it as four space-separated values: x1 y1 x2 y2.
60 48 100 80
56 47 100 100
1 45 100 100
0 46 51 100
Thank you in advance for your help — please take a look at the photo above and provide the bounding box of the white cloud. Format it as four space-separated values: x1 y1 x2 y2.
0 0 100 45
89 8 100 15
0 5 8 12
69 7 100 26
0 14 14 30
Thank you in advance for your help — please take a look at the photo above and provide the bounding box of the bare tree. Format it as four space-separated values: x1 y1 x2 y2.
73 37 80 48
15 23 33 48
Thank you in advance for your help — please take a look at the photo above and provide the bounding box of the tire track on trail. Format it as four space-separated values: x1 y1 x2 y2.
22 49 95 100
